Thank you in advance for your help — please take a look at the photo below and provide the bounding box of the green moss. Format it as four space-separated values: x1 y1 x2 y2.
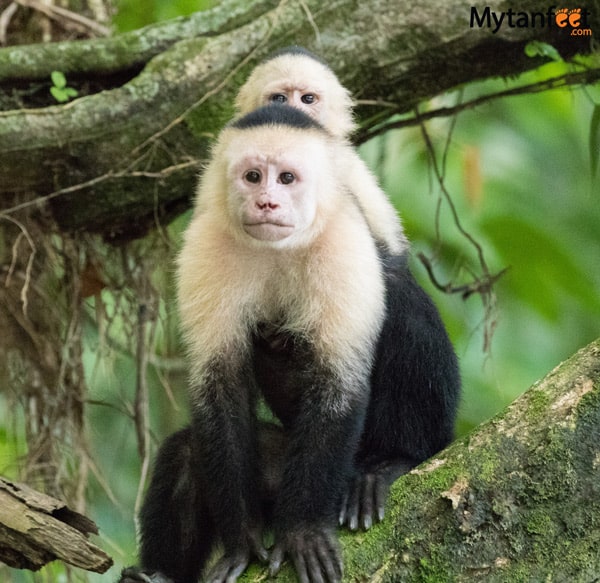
342 505 396 577
525 386 551 419
417 547 456 583
185 98 234 137
525 509 555 535
472 443 501 482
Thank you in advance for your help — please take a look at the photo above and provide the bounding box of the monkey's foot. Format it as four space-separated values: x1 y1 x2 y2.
270 526 342 583
339 459 414 530
204 528 269 583
119 567 174 583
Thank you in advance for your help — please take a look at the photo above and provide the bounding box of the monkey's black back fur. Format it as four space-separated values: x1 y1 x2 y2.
358 250 459 468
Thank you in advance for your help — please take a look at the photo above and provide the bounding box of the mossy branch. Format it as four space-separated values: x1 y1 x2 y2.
244 338 600 582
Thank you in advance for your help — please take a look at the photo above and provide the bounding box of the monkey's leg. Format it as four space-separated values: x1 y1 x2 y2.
119 427 214 583
340 252 460 531
257 421 287 510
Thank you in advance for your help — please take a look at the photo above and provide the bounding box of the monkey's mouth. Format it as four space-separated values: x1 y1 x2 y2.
244 222 295 241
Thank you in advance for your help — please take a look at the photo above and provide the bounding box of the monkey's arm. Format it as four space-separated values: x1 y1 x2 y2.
343 149 408 256
269 360 369 583
340 251 460 531
190 356 269 582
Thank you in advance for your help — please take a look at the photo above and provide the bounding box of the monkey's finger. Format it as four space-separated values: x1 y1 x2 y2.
119 569 173 583
338 491 348 526
315 538 343 583
374 473 389 522
361 473 375 530
268 544 285 576
249 533 269 563
225 562 248 583
254 545 270 563
206 553 248 583
291 549 313 583
345 477 361 530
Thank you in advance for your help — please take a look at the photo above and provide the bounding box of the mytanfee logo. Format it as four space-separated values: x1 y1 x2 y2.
470 6 593 35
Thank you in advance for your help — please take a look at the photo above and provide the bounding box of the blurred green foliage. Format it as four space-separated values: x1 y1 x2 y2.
360 62 600 435
1 4 599 581
112 0 215 31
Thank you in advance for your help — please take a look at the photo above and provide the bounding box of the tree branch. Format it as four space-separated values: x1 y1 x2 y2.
0 477 112 573
1 0 598 238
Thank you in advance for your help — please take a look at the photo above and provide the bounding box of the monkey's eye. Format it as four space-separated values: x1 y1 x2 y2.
245 170 261 184
279 172 295 185
301 94 316 104
270 94 287 104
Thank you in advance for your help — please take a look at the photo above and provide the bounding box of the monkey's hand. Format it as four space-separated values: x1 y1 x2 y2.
205 527 269 583
269 526 342 583
339 460 413 531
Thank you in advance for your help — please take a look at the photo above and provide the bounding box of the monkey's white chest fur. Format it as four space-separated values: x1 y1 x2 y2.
177 204 384 385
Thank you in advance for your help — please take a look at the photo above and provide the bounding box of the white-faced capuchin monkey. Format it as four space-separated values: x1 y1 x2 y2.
235 46 408 256
122 104 386 583
120 56 460 583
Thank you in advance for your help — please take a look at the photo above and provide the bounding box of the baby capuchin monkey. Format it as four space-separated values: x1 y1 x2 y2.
235 46 408 256
235 46 460 530
121 104 387 583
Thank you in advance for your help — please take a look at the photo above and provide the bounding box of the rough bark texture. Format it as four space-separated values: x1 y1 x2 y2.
1 0 598 239
0 477 112 573
242 338 600 582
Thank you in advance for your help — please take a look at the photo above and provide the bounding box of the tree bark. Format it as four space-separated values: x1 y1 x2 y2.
248 338 600 582
1 0 599 238
0 477 112 573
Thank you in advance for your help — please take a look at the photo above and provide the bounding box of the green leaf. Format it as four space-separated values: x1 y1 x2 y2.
589 104 600 180
50 86 69 103
524 41 562 62
50 70 67 89
65 87 79 98
483 215 600 320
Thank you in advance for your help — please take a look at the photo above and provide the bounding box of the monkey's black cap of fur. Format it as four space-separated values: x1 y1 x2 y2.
231 103 325 132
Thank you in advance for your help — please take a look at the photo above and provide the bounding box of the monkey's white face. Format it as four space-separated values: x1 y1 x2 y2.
235 55 357 139
264 84 324 124
227 146 322 246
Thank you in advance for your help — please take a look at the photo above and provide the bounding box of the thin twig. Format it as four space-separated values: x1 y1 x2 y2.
418 116 489 274
417 115 506 351
15 0 110 36
298 0 321 45
356 67 600 144
134 305 149 458
418 252 509 299
0 159 201 217
0 214 36 318
0 2 18 45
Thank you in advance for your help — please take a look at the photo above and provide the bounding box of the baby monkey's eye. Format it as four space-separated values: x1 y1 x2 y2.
270 94 287 104
279 172 295 185
301 94 316 104
245 170 261 183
